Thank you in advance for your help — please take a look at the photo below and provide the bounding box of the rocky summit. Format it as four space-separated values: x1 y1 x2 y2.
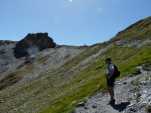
0 16 151 113
14 33 56 58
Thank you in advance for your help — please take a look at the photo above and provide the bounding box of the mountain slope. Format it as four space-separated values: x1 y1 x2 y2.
0 16 151 113
75 68 151 113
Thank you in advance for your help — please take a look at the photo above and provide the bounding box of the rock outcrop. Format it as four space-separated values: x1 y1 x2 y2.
75 66 151 113
0 40 15 46
14 33 56 58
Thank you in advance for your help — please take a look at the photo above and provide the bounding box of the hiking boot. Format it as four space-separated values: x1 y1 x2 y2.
108 99 115 105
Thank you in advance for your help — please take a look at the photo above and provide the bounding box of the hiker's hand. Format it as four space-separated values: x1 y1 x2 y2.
107 75 112 79
108 76 111 79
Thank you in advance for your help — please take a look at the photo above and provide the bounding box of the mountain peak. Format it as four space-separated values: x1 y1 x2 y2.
14 32 56 58
112 16 151 41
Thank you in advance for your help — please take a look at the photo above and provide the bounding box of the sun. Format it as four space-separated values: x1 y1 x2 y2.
68 0 73 2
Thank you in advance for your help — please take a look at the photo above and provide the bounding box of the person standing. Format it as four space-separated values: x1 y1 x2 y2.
105 58 120 105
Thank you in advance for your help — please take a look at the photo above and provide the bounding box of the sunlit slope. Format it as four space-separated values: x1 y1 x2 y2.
40 17 151 113
0 17 150 113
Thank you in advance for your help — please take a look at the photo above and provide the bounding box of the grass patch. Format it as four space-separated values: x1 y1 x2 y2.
113 16 151 41
40 74 106 113
62 43 107 69
0 73 22 90
39 44 151 113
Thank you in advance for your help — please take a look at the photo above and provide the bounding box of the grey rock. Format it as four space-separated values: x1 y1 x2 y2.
75 70 151 113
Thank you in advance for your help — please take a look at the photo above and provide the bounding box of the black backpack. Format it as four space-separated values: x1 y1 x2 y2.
113 65 120 78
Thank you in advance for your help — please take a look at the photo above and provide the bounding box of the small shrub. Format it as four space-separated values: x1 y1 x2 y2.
146 105 151 113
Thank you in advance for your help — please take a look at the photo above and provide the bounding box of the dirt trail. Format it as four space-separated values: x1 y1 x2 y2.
74 70 151 113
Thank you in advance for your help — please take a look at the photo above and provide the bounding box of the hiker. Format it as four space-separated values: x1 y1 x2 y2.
105 58 120 105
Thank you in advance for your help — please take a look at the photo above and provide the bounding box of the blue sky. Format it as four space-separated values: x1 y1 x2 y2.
0 0 151 45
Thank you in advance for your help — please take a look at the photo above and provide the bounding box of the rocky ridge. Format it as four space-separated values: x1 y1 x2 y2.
14 33 56 58
75 65 151 113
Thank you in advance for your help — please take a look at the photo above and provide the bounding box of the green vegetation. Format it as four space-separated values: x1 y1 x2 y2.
0 16 151 113
0 63 35 91
62 43 107 69
40 44 151 113
112 16 151 41
0 73 21 90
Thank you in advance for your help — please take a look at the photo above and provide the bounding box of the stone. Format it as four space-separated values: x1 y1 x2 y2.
76 101 86 107
92 104 97 109
13 33 56 58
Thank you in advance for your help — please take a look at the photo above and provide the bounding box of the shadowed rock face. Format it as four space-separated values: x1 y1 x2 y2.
14 33 56 58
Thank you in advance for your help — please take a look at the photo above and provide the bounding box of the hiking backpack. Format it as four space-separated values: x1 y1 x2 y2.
113 65 120 78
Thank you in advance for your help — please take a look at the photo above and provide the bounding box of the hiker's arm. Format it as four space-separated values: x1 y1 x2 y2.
105 69 110 79
110 65 115 77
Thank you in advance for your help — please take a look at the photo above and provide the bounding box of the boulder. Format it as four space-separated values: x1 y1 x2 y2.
14 33 56 58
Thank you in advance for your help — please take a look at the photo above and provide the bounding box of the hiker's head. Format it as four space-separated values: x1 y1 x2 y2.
105 58 112 64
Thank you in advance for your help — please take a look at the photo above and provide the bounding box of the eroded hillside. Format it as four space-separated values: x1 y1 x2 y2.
0 16 151 113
